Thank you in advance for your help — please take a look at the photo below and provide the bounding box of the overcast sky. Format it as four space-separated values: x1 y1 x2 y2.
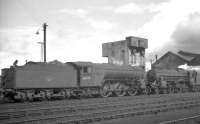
1 0 200 70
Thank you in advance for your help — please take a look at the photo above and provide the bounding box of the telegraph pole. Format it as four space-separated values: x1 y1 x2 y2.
43 23 47 63
37 42 44 62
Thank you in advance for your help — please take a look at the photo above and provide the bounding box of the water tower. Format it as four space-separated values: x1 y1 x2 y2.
102 36 148 67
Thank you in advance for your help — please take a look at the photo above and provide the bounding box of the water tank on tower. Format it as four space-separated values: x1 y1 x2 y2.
102 36 148 67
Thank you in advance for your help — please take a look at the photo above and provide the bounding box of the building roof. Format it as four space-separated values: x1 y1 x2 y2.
176 54 194 61
153 50 200 69
188 57 200 66
178 51 200 65
178 50 200 57
153 51 188 66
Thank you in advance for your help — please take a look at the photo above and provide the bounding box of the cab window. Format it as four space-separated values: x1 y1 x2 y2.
82 66 91 73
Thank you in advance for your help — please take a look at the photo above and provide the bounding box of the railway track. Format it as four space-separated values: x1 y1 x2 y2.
0 92 197 115
0 92 200 124
0 95 194 121
2 98 200 124
1 92 198 111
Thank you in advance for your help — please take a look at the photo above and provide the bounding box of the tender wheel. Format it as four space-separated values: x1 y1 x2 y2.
40 91 46 100
127 89 138 96
14 92 27 102
27 92 34 102
45 91 52 100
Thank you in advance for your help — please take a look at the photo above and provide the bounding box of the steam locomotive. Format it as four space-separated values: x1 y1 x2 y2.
0 61 199 102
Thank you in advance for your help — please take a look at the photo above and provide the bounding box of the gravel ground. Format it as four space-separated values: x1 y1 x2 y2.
94 106 200 124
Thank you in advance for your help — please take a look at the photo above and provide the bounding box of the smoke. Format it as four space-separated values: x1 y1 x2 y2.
170 12 200 53
145 13 200 62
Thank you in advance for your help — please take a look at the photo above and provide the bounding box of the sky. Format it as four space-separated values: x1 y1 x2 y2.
0 0 200 70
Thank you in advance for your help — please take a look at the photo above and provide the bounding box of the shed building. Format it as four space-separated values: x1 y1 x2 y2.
152 51 200 69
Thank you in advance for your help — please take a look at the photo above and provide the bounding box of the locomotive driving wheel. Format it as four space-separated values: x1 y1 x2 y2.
115 90 126 97
100 83 112 97
127 89 138 96
115 83 126 97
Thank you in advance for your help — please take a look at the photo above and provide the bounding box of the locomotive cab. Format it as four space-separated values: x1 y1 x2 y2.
67 62 97 97
80 65 93 86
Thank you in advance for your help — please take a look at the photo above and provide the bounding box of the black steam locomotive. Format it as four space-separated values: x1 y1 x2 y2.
0 61 199 102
